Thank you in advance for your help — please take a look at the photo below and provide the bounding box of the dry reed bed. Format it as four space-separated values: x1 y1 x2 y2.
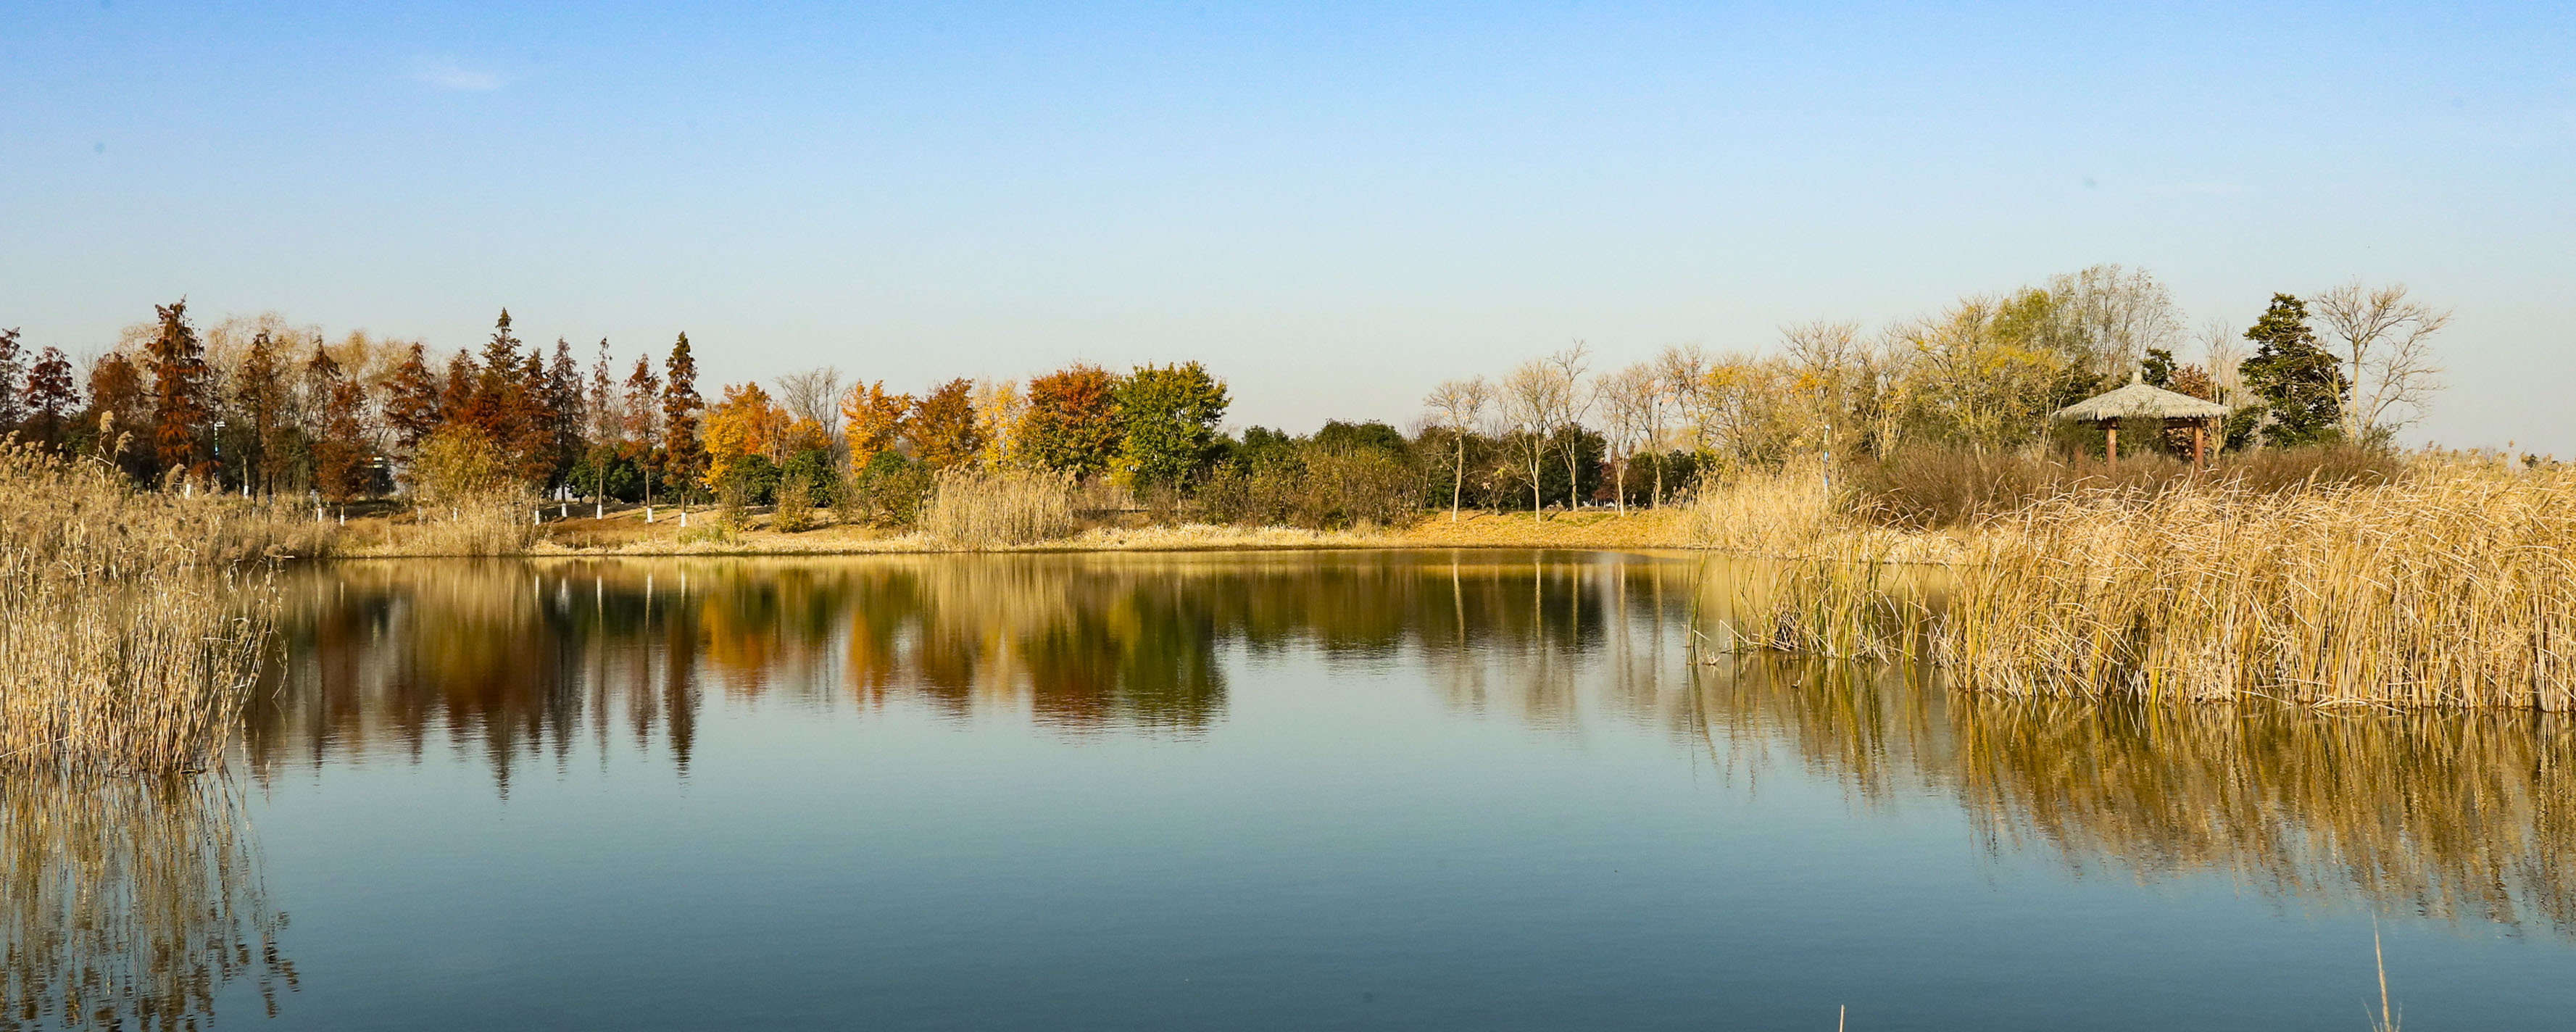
1695 655 2576 937
0 440 299 772
1695 458 2576 710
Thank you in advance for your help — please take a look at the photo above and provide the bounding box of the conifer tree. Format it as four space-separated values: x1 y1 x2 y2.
383 342 444 457
2240 294 2346 447
86 352 151 478
308 344 368 502
662 333 705 500
441 352 478 423
512 346 556 484
549 338 584 478
624 354 662 505
233 332 289 494
145 299 214 481
24 347 77 451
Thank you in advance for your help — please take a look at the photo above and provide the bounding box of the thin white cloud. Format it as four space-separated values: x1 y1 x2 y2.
411 57 507 91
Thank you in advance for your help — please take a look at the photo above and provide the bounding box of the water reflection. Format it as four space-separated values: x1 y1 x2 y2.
247 552 1705 780
1 775 296 1031
1695 654 2576 939
242 552 2576 946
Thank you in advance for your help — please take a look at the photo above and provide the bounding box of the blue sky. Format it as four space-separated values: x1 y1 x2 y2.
4 1 2570 447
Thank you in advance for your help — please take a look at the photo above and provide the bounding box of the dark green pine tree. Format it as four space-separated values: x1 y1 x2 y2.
2238 294 2346 447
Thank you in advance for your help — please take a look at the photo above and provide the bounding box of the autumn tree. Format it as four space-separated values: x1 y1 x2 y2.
309 344 372 502
623 354 663 506
85 352 151 478
661 333 705 500
1017 363 1123 478
2240 294 2346 447
702 381 789 488
910 378 984 469
547 338 586 480
839 380 914 470
232 332 293 494
972 379 1025 468
462 309 523 446
146 299 215 481
22 347 77 450
1113 362 1228 490
383 342 444 458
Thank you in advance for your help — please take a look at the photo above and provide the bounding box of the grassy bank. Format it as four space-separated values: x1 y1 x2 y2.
331 498 1699 557
1691 448 2576 710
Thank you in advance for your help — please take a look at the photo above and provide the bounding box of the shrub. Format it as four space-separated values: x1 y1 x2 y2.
1842 442 2403 530
773 473 816 533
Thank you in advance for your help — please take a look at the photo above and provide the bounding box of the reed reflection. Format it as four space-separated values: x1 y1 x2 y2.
249 552 1705 778
1695 654 2576 939
1 775 296 1031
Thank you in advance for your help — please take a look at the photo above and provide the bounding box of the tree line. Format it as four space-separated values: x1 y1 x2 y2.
0 266 2444 525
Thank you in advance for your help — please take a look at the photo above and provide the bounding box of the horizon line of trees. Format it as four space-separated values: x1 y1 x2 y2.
0 265 2447 524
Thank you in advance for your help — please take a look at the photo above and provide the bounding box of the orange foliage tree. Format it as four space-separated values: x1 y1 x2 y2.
910 378 984 469
702 381 790 488
839 380 913 471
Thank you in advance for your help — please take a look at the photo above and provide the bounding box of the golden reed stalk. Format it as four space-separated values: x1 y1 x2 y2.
1695 455 2576 710
0 439 307 772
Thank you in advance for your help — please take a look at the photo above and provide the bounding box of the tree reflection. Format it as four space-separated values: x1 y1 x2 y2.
1694 654 2576 939
1 774 296 1031
247 552 1706 778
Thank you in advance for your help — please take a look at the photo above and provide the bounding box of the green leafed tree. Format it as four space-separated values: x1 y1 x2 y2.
2239 294 2346 447
1113 362 1229 490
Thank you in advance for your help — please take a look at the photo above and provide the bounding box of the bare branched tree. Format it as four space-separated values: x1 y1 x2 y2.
1544 341 1593 510
774 367 847 465
1655 344 1709 461
1597 363 1658 515
2313 281 2450 438
2194 319 2246 406
1422 376 1492 522
2050 264 2183 380
1497 360 1563 517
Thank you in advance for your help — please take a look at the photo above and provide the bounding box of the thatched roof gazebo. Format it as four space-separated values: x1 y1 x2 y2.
2053 376 2233 465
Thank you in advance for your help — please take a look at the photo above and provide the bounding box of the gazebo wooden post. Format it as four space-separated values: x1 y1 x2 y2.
2191 420 2208 467
2105 421 2119 467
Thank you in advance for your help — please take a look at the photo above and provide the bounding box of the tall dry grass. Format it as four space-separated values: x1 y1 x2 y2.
921 467 1080 549
367 495 543 557
1692 451 2576 710
1944 459 2576 709
0 439 296 771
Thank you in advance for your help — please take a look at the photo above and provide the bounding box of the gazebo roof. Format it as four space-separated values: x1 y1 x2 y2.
2053 380 2232 422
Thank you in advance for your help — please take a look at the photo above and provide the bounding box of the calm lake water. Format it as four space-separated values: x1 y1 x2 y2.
11 551 2575 1030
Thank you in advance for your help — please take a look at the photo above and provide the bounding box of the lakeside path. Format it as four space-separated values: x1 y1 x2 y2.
337 507 1698 558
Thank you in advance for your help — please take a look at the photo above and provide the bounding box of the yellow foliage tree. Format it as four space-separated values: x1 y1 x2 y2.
839 380 913 471
702 381 789 488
